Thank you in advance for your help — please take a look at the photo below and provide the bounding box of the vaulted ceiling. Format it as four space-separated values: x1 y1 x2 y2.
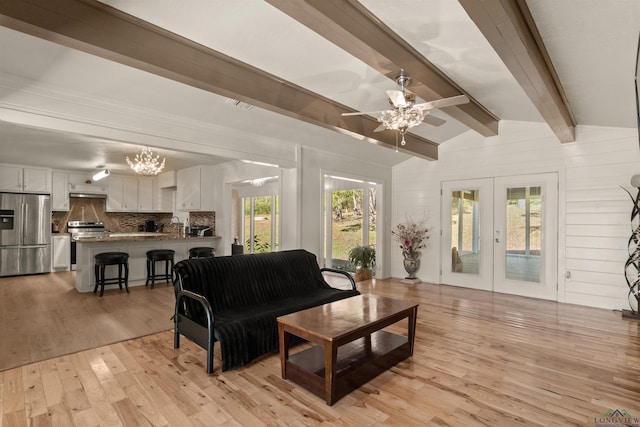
0 1 638 175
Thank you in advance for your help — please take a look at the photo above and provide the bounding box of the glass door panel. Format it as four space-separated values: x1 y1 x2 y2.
493 174 557 300
504 186 541 282
242 195 277 254
451 190 480 274
441 179 494 291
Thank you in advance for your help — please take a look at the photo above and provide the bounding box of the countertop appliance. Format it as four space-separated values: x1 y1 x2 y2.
68 221 106 270
0 192 51 277
189 225 212 236
144 220 156 232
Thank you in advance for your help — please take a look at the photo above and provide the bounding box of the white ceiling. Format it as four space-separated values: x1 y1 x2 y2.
0 0 638 176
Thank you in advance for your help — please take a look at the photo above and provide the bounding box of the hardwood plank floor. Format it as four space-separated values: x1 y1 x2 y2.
2 275 640 426
0 272 174 371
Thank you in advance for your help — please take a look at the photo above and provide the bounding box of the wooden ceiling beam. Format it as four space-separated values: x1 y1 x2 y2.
459 0 576 143
266 0 500 137
0 0 439 160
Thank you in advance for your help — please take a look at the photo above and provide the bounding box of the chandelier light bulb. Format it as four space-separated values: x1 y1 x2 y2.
126 147 166 176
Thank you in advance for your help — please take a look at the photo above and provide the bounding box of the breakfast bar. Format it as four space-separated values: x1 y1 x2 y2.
74 233 220 293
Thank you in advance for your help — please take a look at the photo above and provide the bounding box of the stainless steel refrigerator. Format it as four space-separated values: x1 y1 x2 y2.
0 192 51 276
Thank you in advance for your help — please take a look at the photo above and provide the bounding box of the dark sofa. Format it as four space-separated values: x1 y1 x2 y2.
172 249 360 373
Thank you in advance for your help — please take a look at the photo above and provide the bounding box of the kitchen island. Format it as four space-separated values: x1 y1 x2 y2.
74 233 220 293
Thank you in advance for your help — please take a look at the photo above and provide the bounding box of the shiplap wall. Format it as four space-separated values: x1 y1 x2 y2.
392 121 639 309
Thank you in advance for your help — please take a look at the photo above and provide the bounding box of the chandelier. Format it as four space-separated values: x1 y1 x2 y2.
126 147 166 176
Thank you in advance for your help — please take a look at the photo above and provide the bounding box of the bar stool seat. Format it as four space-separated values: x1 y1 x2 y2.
146 249 175 288
94 252 129 297
189 247 215 259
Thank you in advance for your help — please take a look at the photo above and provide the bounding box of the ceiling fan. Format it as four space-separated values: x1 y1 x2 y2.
342 70 470 146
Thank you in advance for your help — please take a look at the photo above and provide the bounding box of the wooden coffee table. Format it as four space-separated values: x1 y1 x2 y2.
277 294 418 405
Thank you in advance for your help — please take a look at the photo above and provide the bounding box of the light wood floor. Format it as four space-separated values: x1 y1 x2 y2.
2 275 640 426
0 271 175 371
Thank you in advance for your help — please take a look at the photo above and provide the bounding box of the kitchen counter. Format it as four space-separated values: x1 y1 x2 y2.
73 232 219 243
74 235 220 293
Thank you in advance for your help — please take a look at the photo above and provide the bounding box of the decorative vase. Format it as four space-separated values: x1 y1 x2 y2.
355 267 373 282
403 252 421 279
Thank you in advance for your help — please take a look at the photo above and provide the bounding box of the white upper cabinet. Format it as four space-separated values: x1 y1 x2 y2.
176 166 214 211
52 171 69 211
23 168 51 192
107 175 138 212
106 175 171 212
0 165 51 193
153 178 173 212
137 178 154 212
176 167 200 210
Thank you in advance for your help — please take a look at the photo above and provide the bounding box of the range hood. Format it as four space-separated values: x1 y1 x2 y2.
69 192 107 199
68 183 107 198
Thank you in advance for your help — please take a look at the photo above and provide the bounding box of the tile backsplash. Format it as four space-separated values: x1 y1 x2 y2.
51 197 215 235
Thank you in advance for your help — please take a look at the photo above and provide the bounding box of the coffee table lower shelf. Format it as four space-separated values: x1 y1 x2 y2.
285 330 410 404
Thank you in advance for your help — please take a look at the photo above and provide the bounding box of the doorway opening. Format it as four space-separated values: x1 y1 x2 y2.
323 175 378 273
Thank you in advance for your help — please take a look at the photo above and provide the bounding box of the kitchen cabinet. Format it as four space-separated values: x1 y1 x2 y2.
153 179 173 212
138 178 154 211
107 175 138 212
51 172 69 211
107 175 170 212
176 166 214 211
52 234 70 270
0 165 51 193
157 170 176 188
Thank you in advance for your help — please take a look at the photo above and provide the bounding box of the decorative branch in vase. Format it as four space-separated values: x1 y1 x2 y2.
392 217 429 284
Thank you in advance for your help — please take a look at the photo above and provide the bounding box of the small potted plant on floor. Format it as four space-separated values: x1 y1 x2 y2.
348 245 376 282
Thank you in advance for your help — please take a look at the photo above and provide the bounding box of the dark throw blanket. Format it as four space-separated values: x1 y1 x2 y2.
174 249 360 371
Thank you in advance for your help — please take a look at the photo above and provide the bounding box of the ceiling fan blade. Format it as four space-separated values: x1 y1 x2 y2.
415 94 469 111
423 115 446 127
341 110 385 117
373 124 386 132
386 90 408 108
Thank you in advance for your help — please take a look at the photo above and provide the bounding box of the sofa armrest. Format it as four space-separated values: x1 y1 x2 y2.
175 289 216 374
320 267 358 291
176 289 214 327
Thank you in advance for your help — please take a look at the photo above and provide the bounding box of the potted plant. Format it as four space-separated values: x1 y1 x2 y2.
348 245 376 282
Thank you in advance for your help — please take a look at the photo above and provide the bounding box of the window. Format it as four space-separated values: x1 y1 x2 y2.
232 176 280 255
242 195 279 253
324 175 378 272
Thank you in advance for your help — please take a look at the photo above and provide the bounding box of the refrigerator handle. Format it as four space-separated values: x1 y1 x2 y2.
22 202 26 244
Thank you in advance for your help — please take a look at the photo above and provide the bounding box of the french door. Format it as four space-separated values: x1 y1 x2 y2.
441 173 558 300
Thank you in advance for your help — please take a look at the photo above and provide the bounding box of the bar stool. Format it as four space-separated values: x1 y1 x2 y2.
189 247 215 259
145 249 175 288
94 252 129 297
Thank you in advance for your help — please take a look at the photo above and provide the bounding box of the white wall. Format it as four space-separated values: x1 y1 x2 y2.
393 121 640 310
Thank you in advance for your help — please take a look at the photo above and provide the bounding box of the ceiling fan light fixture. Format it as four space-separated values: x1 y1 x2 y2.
379 107 425 133
126 147 166 176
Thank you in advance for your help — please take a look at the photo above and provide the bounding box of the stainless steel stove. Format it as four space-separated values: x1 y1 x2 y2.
68 221 107 269
68 220 106 236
